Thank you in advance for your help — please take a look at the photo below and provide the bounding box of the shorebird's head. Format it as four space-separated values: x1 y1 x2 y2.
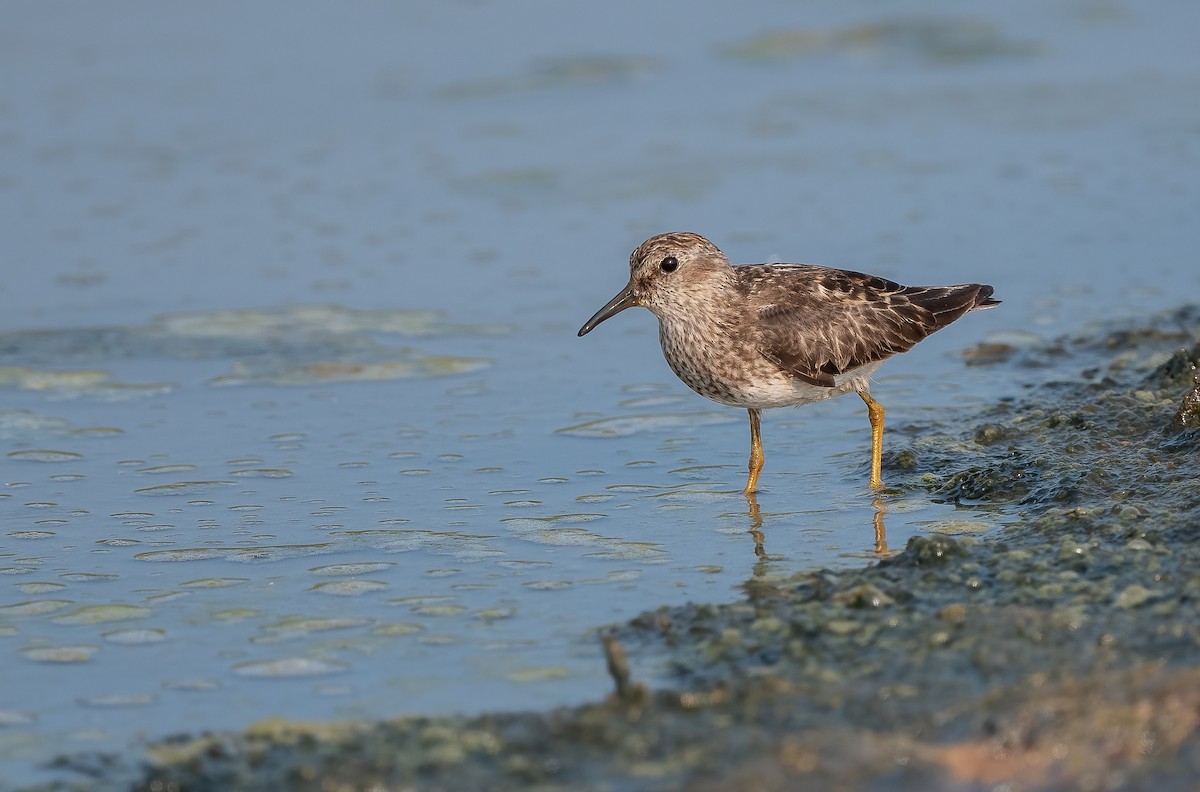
577 232 731 336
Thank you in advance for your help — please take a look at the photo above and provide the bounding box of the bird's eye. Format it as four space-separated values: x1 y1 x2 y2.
660 256 678 273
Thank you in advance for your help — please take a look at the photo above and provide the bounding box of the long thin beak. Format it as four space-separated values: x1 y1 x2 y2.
577 285 638 336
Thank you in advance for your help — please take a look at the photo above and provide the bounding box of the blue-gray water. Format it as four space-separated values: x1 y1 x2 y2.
2 1 1198 788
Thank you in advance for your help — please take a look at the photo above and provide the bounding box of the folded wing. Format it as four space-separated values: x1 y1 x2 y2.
741 265 998 387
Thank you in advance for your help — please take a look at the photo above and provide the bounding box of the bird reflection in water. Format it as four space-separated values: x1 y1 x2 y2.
741 491 891 562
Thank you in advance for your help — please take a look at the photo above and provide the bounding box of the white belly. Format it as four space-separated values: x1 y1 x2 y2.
658 318 882 410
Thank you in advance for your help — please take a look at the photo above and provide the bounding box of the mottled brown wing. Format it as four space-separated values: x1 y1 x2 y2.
738 264 996 387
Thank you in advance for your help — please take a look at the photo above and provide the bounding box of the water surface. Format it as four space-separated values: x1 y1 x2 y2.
2 1 1198 787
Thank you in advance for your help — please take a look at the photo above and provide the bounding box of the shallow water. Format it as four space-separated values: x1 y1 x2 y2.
2 1 1198 787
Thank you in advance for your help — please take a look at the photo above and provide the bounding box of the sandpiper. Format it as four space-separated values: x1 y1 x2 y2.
578 232 999 493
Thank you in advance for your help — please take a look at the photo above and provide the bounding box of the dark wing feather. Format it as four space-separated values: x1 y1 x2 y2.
739 265 996 387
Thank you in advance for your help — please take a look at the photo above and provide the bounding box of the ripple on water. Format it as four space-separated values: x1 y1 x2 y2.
0 599 74 617
71 427 124 437
103 628 167 645
180 578 249 588
228 468 293 478
523 580 573 591
135 543 334 563
135 464 198 474
581 570 642 585
232 658 350 678
309 562 395 576
501 515 665 560
78 694 157 708
556 410 737 437
59 573 119 583
96 538 141 547
6 449 83 463
308 580 388 596
161 678 220 691
255 617 371 643
15 582 66 595
135 481 236 496
332 529 499 561
269 432 307 444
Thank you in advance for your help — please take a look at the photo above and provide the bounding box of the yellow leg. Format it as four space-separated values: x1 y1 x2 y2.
745 408 764 494
858 390 885 489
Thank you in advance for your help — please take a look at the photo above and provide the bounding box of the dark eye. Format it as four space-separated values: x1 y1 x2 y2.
660 256 678 273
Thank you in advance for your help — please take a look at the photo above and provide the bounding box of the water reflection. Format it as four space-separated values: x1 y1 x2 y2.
744 491 767 561
741 491 893 568
872 497 889 556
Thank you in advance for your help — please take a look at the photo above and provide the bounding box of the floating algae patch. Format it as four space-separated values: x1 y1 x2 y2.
253 617 372 643
0 305 507 397
720 16 1040 65
0 367 110 390
154 304 511 339
52 604 151 625
135 542 336 563
210 354 490 386
0 366 174 400
0 599 73 617
21 645 100 664
0 305 511 361
371 623 425 637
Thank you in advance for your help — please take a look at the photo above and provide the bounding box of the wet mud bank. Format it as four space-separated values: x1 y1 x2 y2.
42 307 1200 791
